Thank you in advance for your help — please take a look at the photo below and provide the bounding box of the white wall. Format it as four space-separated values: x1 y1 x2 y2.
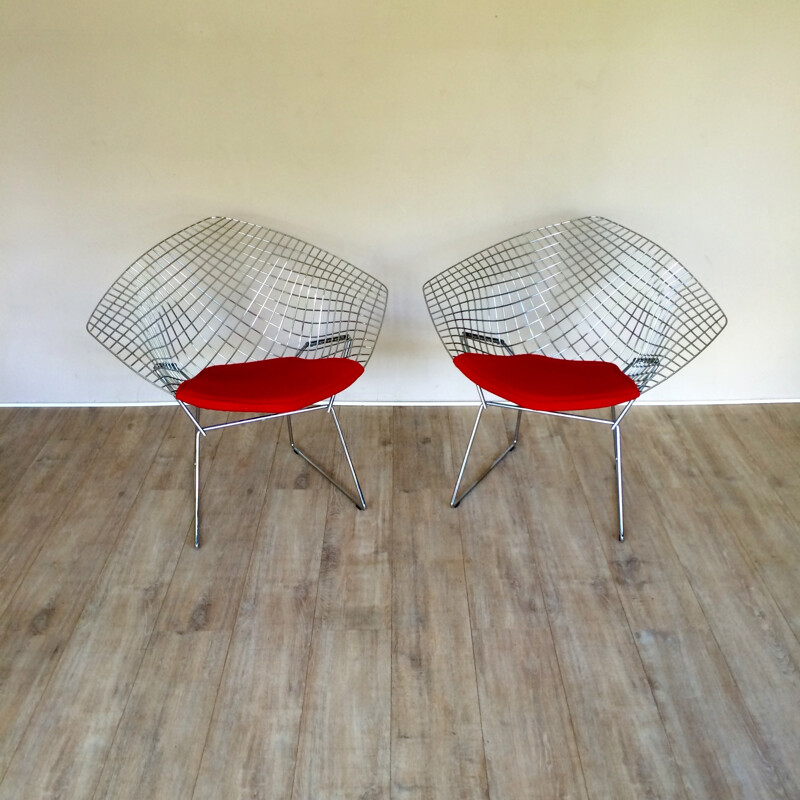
2 0 799 405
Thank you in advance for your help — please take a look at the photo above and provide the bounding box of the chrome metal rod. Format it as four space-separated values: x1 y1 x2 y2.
451 406 521 507
194 428 201 548
178 400 206 436
287 407 366 509
610 399 636 431
612 407 624 542
485 400 616 427
451 405 484 507
330 405 366 509
511 407 522 447
200 403 324 434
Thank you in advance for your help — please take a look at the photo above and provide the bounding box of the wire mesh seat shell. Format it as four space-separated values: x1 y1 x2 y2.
88 216 387 396
424 216 726 394
423 215 727 540
87 216 388 547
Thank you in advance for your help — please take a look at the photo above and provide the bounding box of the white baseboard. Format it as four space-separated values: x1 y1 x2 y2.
1 398 798 409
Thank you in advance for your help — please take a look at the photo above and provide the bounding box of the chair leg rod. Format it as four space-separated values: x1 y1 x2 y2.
330 406 367 509
511 408 522 449
287 409 366 510
194 428 201 548
451 405 483 506
613 422 624 542
451 406 520 507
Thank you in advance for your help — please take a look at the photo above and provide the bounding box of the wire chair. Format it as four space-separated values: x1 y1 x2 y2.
88 216 387 547
423 215 727 540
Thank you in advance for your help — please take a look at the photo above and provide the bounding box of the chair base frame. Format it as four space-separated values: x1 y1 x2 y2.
177 399 365 548
452 387 635 541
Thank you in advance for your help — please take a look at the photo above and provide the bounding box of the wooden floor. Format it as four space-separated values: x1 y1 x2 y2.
0 403 799 799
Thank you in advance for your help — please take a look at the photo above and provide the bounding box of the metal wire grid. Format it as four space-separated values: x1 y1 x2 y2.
88 217 388 395
423 216 727 393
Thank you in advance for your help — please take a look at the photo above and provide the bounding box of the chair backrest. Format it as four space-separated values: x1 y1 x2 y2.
88 217 388 394
423 216 726 393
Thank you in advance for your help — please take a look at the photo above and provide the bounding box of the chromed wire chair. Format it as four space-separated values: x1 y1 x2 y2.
423 216 727 540
88 216 387 547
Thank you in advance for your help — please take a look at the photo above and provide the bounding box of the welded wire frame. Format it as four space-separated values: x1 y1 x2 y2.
88 216 388 396
423 216 727 393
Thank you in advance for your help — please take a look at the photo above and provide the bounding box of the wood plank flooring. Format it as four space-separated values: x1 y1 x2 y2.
0 403 799 799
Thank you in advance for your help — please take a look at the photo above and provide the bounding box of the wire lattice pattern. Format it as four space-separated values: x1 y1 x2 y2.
423 216 727 393
88 217 388 395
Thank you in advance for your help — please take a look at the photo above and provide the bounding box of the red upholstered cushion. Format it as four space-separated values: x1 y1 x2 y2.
175 357 364 413
453 352 640 411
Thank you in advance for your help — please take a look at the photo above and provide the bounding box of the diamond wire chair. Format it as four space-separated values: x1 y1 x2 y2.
423 216 727 540
88 216 387 547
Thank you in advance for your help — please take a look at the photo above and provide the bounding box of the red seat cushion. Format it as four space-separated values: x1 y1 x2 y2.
175 357 364 413
453 352 640 411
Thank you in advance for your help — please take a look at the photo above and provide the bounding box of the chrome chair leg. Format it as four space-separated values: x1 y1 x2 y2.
177 400 205 548
287 408 366 509
330 406 367 509
451 406 522 507
194 427 201 548
611 406 624 542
